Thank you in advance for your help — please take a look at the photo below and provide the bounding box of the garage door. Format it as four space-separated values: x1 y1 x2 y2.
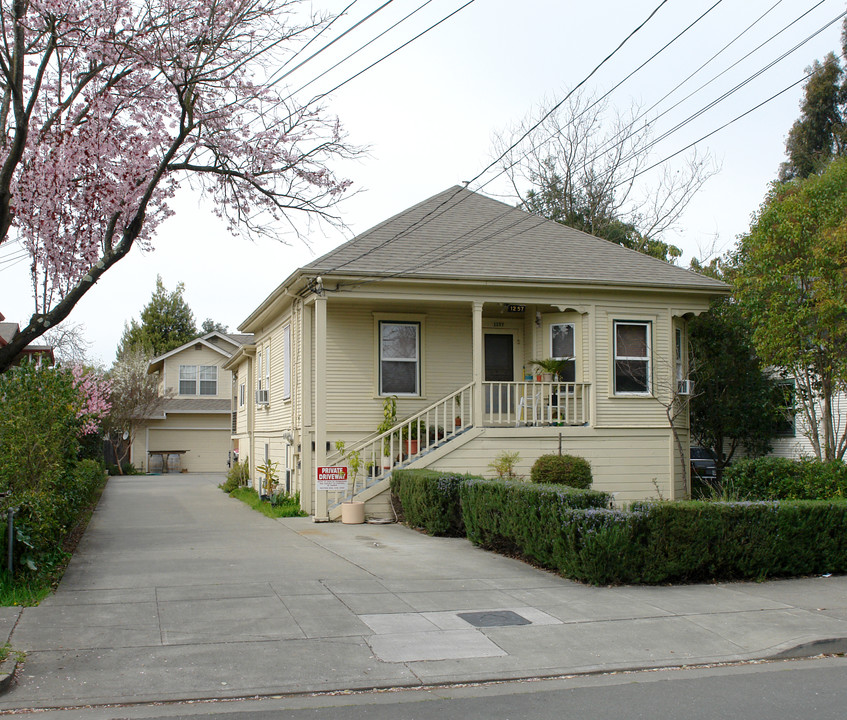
147 429 230 473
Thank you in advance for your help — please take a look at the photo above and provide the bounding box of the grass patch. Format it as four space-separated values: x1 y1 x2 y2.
0 643 25 664
228 487 306 518
0 572 52 607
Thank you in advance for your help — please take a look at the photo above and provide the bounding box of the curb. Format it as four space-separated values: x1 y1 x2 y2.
0 656 17 695
770 637 847 659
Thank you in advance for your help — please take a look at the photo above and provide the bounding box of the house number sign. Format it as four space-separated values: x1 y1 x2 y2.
507 305 526 312
317 466 348 492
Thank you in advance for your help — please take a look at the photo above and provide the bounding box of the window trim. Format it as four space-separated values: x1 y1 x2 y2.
178 364 218 396
550 321 576 383
282 324 292 401
179 364 197 396
378 320 421 397
239 382 246 408
613 320 652 396
775 379 797 437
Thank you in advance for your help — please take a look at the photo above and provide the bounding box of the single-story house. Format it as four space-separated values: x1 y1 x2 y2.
225 186 729 519
131 331 252 473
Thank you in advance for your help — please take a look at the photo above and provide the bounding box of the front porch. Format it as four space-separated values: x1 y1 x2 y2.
321 379 591 515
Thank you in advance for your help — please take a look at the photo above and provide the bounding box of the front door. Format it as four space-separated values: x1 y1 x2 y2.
485 333 514 382
485 333 514 414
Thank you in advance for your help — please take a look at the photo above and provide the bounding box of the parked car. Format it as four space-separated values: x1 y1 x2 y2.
690 446 717 483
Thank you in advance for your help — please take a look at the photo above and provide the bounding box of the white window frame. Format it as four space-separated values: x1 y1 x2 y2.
179 365 197 395
282 324 292 401
265 345 271 396
179 364 217 396
379 321 420 397
239 382 246 408
613 321 651 396
256 350 263 392
199 365 217 396
550 322 576 383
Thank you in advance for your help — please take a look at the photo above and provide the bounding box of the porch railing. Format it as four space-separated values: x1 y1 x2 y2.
483 381 590 427
327 382 475 508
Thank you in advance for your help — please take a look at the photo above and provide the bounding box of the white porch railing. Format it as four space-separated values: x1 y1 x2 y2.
327 382 475 508
483 381 590 427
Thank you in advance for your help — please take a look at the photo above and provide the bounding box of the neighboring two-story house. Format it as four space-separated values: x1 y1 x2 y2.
131 331 252 473
226 187 729 519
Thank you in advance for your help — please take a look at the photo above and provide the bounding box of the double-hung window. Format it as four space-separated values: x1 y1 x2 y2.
379 321 420 396
179 365 217 395
282 325 292 401
239 382 246 408
614 321 651 395
550 323 576 382
179 365 197 395
199 365 217 395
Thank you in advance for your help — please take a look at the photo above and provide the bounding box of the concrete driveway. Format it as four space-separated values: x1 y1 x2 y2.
2 473 847 710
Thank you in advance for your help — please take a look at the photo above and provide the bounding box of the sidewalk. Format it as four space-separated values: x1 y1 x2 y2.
1 473 846 710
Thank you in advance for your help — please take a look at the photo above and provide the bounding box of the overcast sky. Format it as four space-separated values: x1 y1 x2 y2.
1 0 843 366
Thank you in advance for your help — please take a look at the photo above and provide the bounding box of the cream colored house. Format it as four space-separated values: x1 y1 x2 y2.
226 187 729 519
131 331 251 473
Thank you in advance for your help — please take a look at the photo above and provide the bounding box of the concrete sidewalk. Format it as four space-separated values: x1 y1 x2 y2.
1 473 846 710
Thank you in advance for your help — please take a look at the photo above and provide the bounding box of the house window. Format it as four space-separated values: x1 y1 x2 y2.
239 382 246 408
179 365 197 395
550 323 576 382
266 345 271 395
199 365 217 395
257 349 263 393
179 365 217 395
614 321 651 395
282 324 291 400
776 380 796 437
675 326 684 384
379 321 420 396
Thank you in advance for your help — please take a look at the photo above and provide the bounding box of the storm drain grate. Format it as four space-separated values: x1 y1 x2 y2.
457 610 531 628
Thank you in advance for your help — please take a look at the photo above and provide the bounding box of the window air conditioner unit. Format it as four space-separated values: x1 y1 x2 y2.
677 379 694 396
255 389 269 405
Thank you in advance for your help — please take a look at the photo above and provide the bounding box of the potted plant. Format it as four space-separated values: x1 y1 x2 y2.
402 420 425 456
335 441 365 524
531 358 566 382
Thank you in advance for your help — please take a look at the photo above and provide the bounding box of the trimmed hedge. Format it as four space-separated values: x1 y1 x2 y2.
390 470 467 536
0 459 107 574
530 454 593 488
723 457 847 500
391 469 847 585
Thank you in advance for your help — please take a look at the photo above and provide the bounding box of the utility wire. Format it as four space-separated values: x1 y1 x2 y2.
477 0 724 192
302 0 477 108
268 0 397 89
284 0 438 102
318 0 672 275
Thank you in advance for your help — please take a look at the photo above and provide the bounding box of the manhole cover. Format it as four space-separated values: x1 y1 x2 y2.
457 610 531 627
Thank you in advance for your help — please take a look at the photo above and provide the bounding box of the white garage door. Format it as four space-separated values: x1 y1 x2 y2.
147 429 230 473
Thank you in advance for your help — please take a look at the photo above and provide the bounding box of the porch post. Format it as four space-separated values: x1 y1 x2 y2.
301 300 314 515
314 292 329 521
472 301 484 426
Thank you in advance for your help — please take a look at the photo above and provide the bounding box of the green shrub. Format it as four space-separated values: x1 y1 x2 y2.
459 478 614 574
530 454 593 489
390 469 467 536
0 459 107 575
0 362 83 494
107 462 140 476
221 460 250 493
723 457 847 500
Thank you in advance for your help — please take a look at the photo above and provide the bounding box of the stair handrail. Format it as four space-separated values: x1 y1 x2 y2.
328 381 475 505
